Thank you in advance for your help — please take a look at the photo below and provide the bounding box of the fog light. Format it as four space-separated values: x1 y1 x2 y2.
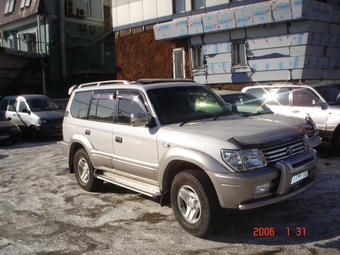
253 182 270 196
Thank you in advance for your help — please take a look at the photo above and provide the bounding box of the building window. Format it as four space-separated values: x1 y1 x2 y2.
232 40 247 66
84 0 91 16
192 0 205 10
4 0 15 14
190 46 204 69
173 0 185 14
20 0 31 8
23 33 36 52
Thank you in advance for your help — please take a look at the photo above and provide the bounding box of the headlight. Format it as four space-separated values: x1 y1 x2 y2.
10 126 20 131
221 148 266 172
38 119 48 124
303 133 310 151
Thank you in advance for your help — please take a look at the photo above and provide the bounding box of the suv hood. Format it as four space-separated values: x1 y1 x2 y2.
252 113 307 128
162 116 304 149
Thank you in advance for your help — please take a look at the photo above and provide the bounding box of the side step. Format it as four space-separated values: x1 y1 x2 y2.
94 170 161 198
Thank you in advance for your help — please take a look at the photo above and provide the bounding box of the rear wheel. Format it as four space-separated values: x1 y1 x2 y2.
171 170 219 237
73 149 103 191
331 128 340 150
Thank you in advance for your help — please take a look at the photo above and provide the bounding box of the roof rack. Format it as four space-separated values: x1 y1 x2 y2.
135 79 196 85
78 80 130 88
68 80 130 95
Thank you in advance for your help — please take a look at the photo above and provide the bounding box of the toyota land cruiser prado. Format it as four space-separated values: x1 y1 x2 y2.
60 79 317 237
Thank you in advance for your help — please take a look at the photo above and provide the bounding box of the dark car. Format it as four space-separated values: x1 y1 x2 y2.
216 90 322 148
0 114 21 144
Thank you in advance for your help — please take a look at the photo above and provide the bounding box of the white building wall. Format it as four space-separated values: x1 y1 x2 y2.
113 0 340 84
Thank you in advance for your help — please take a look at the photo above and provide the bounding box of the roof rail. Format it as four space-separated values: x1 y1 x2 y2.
78 80 130 88
68 80 130 95
135 79 196 85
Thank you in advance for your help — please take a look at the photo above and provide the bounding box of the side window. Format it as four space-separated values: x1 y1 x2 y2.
8 100 17 111
244 88 265 99
89 91 116 123
292 88 319 107
117 90 147 124
70 91 92 119
18 101 27 112
265 87 290 106
0 100 9 111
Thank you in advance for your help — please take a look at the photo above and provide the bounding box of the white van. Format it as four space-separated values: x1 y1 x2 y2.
0 94 64 139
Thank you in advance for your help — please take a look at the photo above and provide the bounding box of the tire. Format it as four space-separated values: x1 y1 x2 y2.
171 170 219 237
331 129 340 150
30 126 40 141
73 149 103 192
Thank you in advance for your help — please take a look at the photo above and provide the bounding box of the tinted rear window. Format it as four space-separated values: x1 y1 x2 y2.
70 91 92 119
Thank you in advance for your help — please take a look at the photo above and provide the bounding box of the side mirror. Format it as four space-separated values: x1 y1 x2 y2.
22 108 31 114
312 99 327 110
130 112 149 127
225 103 232 112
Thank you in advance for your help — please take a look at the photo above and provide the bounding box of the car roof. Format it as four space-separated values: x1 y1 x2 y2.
1 94 48 100
215 90 246 95
69 79 203 95
243 83 333 89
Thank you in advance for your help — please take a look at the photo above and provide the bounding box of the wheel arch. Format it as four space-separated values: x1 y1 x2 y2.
158 147 228 206
331 124 340 148
67 134 95 173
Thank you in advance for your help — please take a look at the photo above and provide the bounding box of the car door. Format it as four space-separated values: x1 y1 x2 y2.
2 99 21 126
83 90 115 169
290 87 328 131
16 99 32 128
112 89 158 182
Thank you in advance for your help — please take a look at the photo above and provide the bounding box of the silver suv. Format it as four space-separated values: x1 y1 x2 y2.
242 83 340 148
61 79 317 237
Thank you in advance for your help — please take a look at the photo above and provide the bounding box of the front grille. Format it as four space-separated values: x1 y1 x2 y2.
261 138 305 164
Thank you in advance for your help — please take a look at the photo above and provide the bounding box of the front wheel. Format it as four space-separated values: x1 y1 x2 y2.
171 170 219 237
73 149 103 191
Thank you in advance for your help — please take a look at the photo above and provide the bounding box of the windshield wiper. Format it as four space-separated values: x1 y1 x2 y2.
180 113 213 126
213 111 234 121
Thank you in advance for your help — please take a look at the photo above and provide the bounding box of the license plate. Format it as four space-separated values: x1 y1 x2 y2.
290 171 308 185
0 135 10 140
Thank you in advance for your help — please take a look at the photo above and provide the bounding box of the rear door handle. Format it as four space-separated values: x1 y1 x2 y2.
85 129 91 135
115 136 123 143
292 110 300 113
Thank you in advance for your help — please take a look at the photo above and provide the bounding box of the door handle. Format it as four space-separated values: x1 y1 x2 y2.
85 129 91 135
115 136 123 143
292 110 300 113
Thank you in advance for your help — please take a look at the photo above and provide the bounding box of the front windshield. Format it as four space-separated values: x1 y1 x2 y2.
27 98 60 112
220 93 273 117
314 85 340 105
148 86 231 125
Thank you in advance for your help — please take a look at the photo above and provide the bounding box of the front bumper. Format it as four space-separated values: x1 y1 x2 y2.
35 123 62 135
208 149 317 210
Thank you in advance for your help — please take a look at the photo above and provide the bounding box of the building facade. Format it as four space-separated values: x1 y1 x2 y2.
0 0 116 98
113 0 340 86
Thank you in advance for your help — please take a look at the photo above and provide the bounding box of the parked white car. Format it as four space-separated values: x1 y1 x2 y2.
242 84 340 149
61 79 317 237
0 94 64 139
216 90 322 148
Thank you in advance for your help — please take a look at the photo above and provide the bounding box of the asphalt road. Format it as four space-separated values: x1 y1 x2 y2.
0 135 339 255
